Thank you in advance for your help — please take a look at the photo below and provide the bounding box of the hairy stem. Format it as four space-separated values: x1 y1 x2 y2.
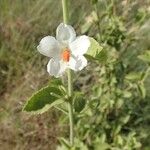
62 0 69 23
62 0 74 146
68 69 74 146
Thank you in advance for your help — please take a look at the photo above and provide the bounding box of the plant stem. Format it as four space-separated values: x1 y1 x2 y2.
62 0 69 23
67 69 74 146
68 102 74 145
94 3 101 41
62 0 74 146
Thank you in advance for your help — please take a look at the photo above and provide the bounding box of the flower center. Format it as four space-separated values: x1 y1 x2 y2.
61 48 70 62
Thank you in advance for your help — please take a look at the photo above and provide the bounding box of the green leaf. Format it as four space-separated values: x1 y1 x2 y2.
120 115 130 124
125 72 142 81
138 83 146 98
94 137 110 150
49 78 63 86
138 50 150 63
115 135 123 145
116 99 124 109
74 93 86 113
58 138 71 149
85 37 104 62
123 91 132 98
113 124 121 135
23 86 64 114
81 22 92 34
97 49 108 63
91 0 98 5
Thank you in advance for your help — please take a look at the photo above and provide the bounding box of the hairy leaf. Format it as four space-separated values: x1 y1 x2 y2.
74 93 86 113
125 72 142 81
23 86 64 114
138 83 146 98
85 37 104 62
138 50 150 63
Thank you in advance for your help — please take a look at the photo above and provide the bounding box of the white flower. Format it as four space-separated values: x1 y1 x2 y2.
37 23 90 77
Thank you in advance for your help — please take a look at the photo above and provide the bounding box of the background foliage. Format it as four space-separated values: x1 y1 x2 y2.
0 0 150 149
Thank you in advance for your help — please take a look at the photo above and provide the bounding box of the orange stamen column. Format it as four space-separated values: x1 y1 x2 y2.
62 48 70 62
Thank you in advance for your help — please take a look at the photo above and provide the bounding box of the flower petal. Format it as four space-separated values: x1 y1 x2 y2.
47 59 67 77
37 36 60 58
56 23 76 44
69 55 87 71
69 35 90 56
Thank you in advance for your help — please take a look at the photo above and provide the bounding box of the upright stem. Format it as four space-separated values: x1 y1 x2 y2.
94 3 101 41
67 69 74 146
62 0 74 146
62 0 69 23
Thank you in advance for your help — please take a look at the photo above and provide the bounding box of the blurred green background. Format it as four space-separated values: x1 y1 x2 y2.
0 0 150 149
